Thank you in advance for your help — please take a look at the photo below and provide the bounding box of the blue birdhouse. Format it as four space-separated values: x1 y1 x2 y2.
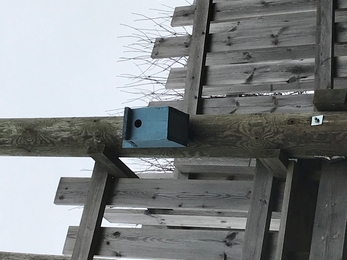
122 106 189 148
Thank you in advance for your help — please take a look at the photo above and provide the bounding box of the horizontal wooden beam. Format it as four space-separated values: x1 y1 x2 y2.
103 208 281 231
171 1 316 27
0 252 111 260
55 178 253 211
4 112 347 158
64 226 274 259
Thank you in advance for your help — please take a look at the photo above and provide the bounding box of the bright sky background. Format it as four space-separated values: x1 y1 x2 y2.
0 0 188 256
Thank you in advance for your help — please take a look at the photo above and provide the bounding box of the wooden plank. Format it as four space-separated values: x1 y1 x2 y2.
167 59 315 88
65 226 247 259
242 160 275 260
154 23 315 58
182 0 212 114
309 160 347 260
103 208 281 231
336 22 347 43
259 150 288 179
314 89 347 111
315 0 335 89
87 145 138 178
336 9 347 23
150 94 315 115
171 0 317 27
0 252 111 260
55 178 253 211
71 163 114 260
6 113 347 159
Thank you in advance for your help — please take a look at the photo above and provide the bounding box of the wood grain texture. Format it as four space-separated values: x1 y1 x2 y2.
242 160 274 260
55 178 253 211
171 0 317 27
64 226 247 260
5 112 347 158
154 23 316 58
150 94 315 114
309 161 347 260
182 0 212 114
166 59 315 88
103 208 281 231
315 0 335 89
71 163 114 260
0 252 111 260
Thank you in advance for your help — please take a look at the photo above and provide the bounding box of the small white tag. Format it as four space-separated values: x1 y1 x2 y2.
311 115 324 126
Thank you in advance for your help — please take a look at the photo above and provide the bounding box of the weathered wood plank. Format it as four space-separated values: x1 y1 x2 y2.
0 252 111 260
242 160 274 260
5 112 347 158
103 208 281 231
154 24 315 58
150 94 315 115
182 0 212 114
167 59 315 88
70 163 114 260
259 150 288 179
309 161 347 260
87 145 138 178
171 0 317 27
64 227 246 260
55 178 253 211
315 0 335 90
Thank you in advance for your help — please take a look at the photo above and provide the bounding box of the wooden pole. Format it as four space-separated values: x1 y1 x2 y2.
1 113 347 158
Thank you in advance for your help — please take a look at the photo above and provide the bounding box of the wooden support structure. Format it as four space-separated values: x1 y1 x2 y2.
259 150 288 179
314 0 335 90
242 160 275 260
70 163 114 260
182 0 211 114
309 161 347 260
0 252 111 260
3 113 347 158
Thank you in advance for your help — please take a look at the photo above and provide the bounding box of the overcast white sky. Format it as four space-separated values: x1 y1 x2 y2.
0 0 188 255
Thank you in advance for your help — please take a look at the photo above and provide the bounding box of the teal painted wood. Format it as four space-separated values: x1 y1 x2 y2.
122 106 189 148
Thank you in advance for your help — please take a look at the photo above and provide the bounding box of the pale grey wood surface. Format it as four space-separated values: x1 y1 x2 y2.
0 252 111 260
171 0 317 27
64 226 252 260
309 161 347 260
55 178 253 211
71 163 114 260
315 0 335 90
182 0 212 114
242 160 274 260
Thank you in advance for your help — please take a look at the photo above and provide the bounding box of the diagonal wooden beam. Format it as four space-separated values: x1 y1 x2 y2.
182 0 212 114
88 145 138 178
259 150 288 179
71 162 115 260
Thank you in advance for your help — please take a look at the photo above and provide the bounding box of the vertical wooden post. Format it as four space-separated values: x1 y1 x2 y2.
71 162 114 260
309 161 347 260
275 160 319 259
182 0 212 114
315 0 335 90
242 160 274 260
